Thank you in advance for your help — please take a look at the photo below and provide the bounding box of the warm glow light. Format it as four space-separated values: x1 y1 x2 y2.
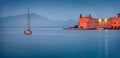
99 18 101 22
105 18 107 22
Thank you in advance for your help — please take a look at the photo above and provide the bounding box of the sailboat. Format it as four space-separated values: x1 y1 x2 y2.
24 8 32 35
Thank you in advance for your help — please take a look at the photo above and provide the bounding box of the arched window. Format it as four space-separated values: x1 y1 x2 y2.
111 26 113 28
80 26 83 28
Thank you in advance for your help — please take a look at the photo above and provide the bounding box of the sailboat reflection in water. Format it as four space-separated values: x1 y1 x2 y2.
24 8 32 35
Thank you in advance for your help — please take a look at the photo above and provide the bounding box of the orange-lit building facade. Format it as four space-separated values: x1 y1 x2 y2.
107 13 120 28
78 15 91 29
78 14 99 29
78 13 120 29
98 18 108 28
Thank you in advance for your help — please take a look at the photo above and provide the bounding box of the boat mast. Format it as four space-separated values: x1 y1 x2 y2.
28 8 30 30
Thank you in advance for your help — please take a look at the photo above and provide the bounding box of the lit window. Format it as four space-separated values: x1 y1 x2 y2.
105 18 107 22
99 18 101 22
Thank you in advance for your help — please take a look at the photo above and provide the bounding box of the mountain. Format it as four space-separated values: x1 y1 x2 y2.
0 14 77 28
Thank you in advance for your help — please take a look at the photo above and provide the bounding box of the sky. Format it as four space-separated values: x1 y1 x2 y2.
0 0 120 20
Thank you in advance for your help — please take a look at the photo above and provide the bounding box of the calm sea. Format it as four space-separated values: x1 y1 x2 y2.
0 28 120 58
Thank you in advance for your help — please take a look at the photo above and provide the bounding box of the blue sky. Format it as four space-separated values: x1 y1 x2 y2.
0 0 120 20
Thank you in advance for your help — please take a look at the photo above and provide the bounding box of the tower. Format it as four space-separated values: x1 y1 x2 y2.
117 13 120 18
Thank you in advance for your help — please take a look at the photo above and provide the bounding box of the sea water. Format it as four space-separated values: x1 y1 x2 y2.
0 28 120 58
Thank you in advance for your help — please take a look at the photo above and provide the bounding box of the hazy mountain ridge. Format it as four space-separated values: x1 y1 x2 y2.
0 14 77 28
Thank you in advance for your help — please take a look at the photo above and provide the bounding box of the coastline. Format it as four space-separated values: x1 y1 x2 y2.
63 27 120 30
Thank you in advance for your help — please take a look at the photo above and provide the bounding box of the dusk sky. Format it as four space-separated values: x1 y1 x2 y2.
0 0 120 20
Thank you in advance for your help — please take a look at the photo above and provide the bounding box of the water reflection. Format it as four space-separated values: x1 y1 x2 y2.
25 35 32 39
105 30 108 58
98 30 102 58
98 30 109 58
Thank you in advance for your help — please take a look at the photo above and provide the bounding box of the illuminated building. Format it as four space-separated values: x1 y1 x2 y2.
107 13 120 29
78 14 99 29
78 13 120 29
78 14 90 29
98 18 108 28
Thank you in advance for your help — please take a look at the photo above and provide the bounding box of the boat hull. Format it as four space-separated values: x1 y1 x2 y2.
24 29 32 35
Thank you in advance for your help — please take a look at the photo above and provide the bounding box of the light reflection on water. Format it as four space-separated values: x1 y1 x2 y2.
98 30 109 58
98 30 102 58
105 30 108 58
0 28 120 58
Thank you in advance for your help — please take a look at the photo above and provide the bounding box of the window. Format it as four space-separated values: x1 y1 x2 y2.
114 22 116 24
80 26 83 28
119 22 120 24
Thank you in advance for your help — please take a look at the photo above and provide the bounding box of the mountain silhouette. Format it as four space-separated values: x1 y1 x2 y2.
0 14 77 28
